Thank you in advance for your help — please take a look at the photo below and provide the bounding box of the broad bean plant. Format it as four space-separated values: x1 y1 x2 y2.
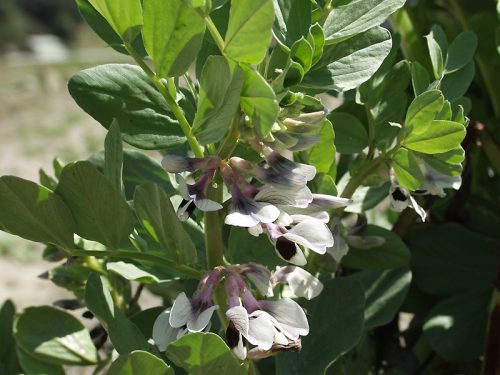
1 0 498 374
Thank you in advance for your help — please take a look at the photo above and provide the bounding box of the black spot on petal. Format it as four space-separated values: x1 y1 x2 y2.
391 188 407 202
276 237 298 261
226 322 241 349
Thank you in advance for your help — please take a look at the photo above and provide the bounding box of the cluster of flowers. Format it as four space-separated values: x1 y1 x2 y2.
152 264 323 359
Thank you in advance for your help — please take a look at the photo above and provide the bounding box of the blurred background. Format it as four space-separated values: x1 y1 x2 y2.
0 0 132 308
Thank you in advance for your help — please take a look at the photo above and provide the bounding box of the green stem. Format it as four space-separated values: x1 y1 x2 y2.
205 16 225 53
217 115 240 159
124 42 204 158
365 107 376 160
71 249 204 279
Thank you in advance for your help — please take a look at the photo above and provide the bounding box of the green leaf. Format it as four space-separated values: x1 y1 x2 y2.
88 149 176 200
420 147 464 176
104 121 124 194
108 351 174 375
353 268 412 330
323 0 405 44
48 264 93 299
411 61 430 96
143 0 205 77
228 227 284 268
303 26 392 91
87 0 142 41
423 288 492 361
56 161 134 249
403 120 465 154
272 0 312 47
392 148 425 191
407 224 498 296
224 0 275 64
276 277 365 374
107 261 162 284
85 274 152 354
166 332 246 375
329 112 368 154
0 176 75 250
425 25 448 79
445 31 478 73
309 120 336 173
68 64 187 150
0 300 21 374
16 347 64 375
441 61 475 102
308 23 325 65
192 56 244 144
14 306 98 365
404 90 444 131
342 225 411 270
239 64 279 139
75 0 147 56
290 37 314 73
133 183 197 264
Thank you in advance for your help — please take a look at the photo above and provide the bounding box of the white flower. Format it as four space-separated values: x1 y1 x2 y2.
152 308 185 351
176 174 222 221
168 292 218 333
162 154 220 173
272 266 323 300
389 185 426 222
419 163 462 197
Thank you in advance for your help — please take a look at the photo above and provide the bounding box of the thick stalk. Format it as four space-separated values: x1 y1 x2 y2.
71 249 204 279
205 16 225 53
124 42 204 157
204 180 229 328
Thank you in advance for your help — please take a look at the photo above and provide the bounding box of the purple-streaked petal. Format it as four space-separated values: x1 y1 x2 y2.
187 305 218 332
225 199 280 228
226 306 250 335
243 264 273 297
264 150 316 181
194 198 223 212
169 292 192 328
255 185 313 208
310 194 353 209
162 155 195 173
175 174 192 200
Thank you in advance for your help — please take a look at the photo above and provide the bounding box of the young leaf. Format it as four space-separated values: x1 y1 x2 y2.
392 148 425 191
308 23 325 65
108 351 174 375
143 0 206 77
276 277 365 374
107 261 163 284
302 26 392 91
223 0 275 64
353 267 412 330
309 119 336 173
425 25 448 79
342 225 411 270
328 112 368 154
403 120 466 154
441 61 475 102
85 274 152 354
272 0 312 47
239 64 279 139
323 0 406 44
104 121 124 194
166 333 246 375
404 90 444 132
411 61 430 96
68 64 187 150
14 306 98 365
87 0 143 42
56 161 134 249
133 183 197 264
445 31 478 73
290 37 314 73
0 176 75 250
192 56 244 144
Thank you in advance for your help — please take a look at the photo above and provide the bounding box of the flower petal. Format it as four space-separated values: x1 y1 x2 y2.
175 174 192 200
152 309 180 352
169 292 192 328
260 299 309 339
255 185 313 208
226 322 247 360
243 264 273 297
187 305 218 332
194 198 223 212
284 219 333 254
273 266 323 300
225 210 260 227
247 311 275 350
274 237 307 266
226 306 250 336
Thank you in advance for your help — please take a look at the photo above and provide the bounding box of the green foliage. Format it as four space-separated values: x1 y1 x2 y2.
108 351 173 375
